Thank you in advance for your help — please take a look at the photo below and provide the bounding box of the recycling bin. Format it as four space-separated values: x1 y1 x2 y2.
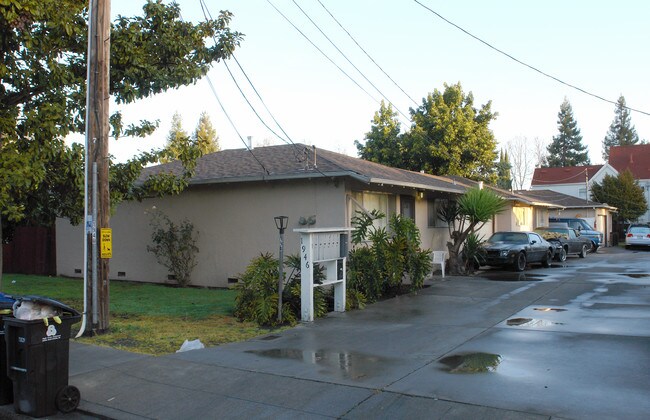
0 293 16 405
4 296 81 417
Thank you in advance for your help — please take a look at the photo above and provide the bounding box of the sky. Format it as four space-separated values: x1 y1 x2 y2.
102 0 650 171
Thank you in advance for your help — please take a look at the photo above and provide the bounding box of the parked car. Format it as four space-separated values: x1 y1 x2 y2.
534 226 592 261
625 225 650 248
482 231 554 272
549 217 603 251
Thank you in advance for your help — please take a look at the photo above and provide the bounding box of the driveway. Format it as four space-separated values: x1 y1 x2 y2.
30 247 650 419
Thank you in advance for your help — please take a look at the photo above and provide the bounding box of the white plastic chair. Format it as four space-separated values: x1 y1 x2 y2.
432 251 447 278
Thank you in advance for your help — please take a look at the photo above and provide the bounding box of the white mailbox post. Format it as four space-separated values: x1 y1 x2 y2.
294 227 353 322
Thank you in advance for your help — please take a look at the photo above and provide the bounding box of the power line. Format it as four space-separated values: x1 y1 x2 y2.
199 0 331 179
223 60 291 145
291 0 410 122
412 0 650 117
266 0 380 104
205 75 269 175
316 0 419 107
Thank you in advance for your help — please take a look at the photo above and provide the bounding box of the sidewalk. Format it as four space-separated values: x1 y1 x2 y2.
2 247 648 419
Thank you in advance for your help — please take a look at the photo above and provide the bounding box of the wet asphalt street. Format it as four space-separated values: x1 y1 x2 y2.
2 246 647 419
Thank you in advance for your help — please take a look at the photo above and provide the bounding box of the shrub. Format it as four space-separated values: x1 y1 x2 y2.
146 209 199 287
234 253 328 327
234 253 282 327
348 211 432 300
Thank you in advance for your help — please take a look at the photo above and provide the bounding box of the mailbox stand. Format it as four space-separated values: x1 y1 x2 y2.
295 228 352 322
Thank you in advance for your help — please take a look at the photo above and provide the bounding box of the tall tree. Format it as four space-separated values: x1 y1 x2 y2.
193 111 220 155
496 149 512 190
354 100 403 166
546 98 590 167
163 112 191 162
404 83 499 182
602 95 639 160
591 170 647 223
0 2 240 282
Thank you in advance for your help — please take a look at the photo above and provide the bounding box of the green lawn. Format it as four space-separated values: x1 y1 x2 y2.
1 274 282 355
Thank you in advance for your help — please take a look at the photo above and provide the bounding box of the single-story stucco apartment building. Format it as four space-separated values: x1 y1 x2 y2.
55 144 614 287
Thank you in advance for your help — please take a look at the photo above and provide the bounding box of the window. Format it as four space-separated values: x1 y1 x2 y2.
351 192 390 229
579 188 587 199
400 195 415 220
428 198 449 227
513 207 530 226
535 209 546 227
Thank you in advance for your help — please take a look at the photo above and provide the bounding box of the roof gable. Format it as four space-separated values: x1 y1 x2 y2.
608 144 650 180
531 165 603 186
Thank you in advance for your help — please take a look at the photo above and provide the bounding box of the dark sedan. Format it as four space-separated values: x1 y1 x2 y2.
482 231 554 272
535 226 592 261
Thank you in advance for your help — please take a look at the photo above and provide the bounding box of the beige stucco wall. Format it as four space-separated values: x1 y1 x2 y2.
56 178 465 287
57 178 347 287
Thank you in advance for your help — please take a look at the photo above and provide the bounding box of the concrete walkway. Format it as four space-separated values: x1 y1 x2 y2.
2 246 648 419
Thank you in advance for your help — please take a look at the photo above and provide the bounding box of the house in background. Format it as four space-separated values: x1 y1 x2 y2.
56 144 468 288
517 189 617 247
608 144 650 224
443 176 561 234
530 164 619 200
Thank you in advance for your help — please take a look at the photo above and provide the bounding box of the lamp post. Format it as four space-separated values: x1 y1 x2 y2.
274 216 288 322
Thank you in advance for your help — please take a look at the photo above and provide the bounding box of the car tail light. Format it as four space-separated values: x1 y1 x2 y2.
647 234 650 238
627 233 633 237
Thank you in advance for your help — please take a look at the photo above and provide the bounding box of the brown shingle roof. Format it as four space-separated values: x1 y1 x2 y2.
141 144 466 193
531 165 603 186
608 144 650 180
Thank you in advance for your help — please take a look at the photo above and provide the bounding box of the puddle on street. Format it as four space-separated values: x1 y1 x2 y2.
480 272 547 282
507 318 563 327
245 348 387 380
438 352 501 373
621 273 650 278
534 307 567 312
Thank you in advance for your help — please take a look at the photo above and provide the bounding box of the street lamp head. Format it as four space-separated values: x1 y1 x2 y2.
274 215 289 234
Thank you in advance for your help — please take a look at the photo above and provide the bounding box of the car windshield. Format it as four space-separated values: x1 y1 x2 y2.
488 232 528 244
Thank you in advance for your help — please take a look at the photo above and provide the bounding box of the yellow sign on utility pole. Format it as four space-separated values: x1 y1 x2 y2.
100 228 112 259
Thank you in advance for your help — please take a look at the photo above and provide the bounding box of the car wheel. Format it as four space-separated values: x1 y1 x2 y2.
514 252 527 272
579 244 588 258
555 247 567 262
542 250 552 267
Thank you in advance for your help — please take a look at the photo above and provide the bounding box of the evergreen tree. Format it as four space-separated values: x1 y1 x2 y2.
193 111 220 155
406 83 499 182
163 112 191 162
602 95 639 161
496 149 512 190
354 101 403 166
591 170 647 222
546 98 590 167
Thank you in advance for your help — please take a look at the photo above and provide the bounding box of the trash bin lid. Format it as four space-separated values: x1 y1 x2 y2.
17 295 80 317
0 293 16 312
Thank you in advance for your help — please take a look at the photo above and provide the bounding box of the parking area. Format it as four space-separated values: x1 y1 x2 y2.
12 246 648 419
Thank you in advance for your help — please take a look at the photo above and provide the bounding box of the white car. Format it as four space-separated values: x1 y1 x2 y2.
625 225 650 248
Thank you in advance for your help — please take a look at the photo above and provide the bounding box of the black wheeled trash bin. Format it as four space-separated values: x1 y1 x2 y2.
0 293 16 405
4 296 81 417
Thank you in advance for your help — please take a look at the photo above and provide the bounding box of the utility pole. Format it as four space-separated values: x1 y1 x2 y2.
84 0 111 334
